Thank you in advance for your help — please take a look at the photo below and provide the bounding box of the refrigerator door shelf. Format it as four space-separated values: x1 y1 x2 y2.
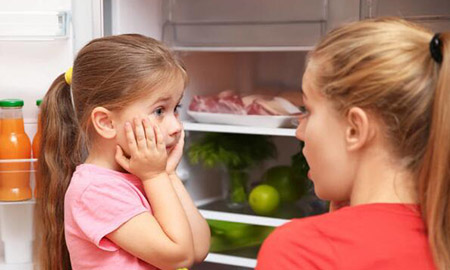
0 204 34 268
0 259 33 270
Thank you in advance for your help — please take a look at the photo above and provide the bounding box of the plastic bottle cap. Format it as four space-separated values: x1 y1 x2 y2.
0 99 24 108
36 99 42 106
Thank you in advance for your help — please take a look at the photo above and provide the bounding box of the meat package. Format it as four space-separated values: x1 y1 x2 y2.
187 90 302 128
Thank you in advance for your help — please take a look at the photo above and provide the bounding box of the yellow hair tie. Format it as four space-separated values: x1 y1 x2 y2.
64 67 73 85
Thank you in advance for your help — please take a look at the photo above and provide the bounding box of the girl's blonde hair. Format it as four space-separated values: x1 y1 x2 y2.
308 17 449 269
36 34 187 270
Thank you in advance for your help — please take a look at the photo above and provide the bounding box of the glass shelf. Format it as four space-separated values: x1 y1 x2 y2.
199 196 327 268
0 11 70 40
198 195 328 227
162 0 327 49
172 45 314 52
205 247 259 268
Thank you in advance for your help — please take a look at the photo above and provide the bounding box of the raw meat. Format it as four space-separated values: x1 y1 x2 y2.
189 90 301 116
189 90 246 114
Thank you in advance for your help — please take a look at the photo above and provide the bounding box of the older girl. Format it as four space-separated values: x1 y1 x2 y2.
258 18 449 269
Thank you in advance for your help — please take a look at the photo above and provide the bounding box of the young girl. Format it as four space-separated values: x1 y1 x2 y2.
36 34 210 270
257 18 449 269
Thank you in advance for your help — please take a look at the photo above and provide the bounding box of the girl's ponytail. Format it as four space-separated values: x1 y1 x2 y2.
418 32 450 270
36 74 83 270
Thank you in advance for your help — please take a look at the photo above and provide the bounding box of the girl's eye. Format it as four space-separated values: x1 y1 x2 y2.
153 107 164 117
174 104 182 114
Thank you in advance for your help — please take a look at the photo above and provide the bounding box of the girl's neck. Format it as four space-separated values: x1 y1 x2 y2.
84 140 125 173
350 147 418 206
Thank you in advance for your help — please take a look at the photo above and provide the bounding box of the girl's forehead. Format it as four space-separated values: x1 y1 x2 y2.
159 78 185 97
142 78 185 104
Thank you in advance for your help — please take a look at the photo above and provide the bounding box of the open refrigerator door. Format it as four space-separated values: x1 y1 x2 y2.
0 0 103 269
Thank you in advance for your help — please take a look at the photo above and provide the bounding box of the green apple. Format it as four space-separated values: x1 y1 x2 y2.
249 184 280 216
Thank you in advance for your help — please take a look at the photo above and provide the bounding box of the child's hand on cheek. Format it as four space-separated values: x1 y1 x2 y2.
115 117 168 181
166 129 185 175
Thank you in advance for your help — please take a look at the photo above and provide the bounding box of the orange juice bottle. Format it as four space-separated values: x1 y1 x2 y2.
32 99 42 198
0 99 32 201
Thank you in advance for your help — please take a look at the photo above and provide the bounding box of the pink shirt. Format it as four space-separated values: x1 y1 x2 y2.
64 163 157 270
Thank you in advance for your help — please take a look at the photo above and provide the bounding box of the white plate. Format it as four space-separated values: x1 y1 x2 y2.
187 111 297 128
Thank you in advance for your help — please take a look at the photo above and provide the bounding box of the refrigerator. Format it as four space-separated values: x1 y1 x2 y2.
0 0 449 269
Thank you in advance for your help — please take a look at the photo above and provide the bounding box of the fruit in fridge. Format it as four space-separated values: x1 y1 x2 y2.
207 219 275 252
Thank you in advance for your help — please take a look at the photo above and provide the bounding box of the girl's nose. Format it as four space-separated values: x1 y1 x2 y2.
166 114 182 137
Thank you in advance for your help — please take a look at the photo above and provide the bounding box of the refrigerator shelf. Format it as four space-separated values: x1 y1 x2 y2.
205 253 256 269
162 0 327 48
0 159 37 164
0 258 33 270
183 122 296 137
199 209 288 227
0 199 35 206
172 45 314 52
197 196 327 227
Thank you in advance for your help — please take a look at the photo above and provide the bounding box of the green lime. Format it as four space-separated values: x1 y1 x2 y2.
249 184 280 216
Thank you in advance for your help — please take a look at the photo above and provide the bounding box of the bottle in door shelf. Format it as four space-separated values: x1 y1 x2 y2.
32 99 42 198
0 99 32 201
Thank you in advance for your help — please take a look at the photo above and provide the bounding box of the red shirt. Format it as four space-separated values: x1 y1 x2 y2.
256 203 436 270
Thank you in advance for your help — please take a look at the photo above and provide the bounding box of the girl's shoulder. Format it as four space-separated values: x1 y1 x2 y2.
70 164 141 189
66 163 146 207
73 163 140 183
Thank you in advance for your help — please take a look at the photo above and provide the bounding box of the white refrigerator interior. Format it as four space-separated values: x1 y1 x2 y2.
0 0 71 268
0 0 449 269
0 0 101 269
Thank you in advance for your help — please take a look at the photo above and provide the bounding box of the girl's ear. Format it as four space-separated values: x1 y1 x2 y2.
345 107 375 151
91 107 116 139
